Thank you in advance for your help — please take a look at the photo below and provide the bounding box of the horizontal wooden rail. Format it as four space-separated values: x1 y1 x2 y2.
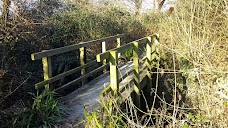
98 34 160 110
55 64 109 92
31 33 161 109
119 68 134 84
119 79 134 93
35 60 97 89
96 36 150 62
100 64 147 96
115 37 148 53
31 34 124 91
31 34 124 60
119 68 148 94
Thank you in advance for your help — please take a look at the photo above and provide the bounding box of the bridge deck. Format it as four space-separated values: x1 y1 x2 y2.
59 61 146 127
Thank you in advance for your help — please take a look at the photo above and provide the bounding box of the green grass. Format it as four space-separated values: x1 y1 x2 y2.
12 89 67 127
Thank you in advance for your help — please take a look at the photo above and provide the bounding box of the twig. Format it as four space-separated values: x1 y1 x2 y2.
2 75 31 101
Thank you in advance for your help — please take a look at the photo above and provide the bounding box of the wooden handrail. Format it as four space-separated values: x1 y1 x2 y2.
31 32 161 106
35 60 97 89
55 64 109 92
31 34 124 60
31 34 124 90
96 36 151 62
133 41 141 108
100 64 147 97
99 34 160 109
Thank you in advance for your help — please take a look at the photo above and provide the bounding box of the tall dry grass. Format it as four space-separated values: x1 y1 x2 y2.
84 0 228 127
158 0 227 126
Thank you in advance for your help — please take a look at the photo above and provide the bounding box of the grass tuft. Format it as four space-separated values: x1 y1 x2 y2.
12 89 67 127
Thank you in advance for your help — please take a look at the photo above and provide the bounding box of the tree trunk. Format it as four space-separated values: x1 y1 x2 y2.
135 0 142 15
153 0 156 10
158 0 166 10
1 0 11 26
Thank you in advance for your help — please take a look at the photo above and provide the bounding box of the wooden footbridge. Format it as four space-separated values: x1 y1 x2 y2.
31 34 160 126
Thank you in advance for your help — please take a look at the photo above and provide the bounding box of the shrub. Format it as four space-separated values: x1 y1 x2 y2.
85 0 228 127
13 90 67 127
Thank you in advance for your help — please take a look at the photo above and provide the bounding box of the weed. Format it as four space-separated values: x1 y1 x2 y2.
84 0 228 127
124 48 134 61
12 90 67 127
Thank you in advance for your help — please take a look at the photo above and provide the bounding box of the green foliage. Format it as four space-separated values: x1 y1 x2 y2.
47 2 150 48
0 0 151 116
124 47 133 61
182 112 210 127
12 90 67 128
84 96 127 128
1 0 227 127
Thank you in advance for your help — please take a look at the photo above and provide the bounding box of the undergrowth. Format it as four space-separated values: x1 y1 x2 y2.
84 0 227 127
13 89 67 127
0 0 227 127
0 0 152 126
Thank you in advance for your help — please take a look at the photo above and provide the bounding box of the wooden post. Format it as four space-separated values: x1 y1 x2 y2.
102 41 107 73
80 47 87 85
117 38 121 58
109 51 119 96
42 56 52 90
133 41 141 109
151 34 160 68
146 36 152 94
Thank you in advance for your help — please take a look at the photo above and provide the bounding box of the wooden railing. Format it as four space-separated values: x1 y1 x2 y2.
96 34 160 108
31 34 124 91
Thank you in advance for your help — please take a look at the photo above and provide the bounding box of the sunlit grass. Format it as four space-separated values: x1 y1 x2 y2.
85 0 227 127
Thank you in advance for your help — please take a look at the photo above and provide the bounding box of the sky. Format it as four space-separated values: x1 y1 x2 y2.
0 1 2 16
0 0 17 16
0 0 176 16
95 0 175 13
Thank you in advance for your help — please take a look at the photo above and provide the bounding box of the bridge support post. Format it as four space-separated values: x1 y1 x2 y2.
109 51 119 96
146 36 152 95
151 34 160 68
80 47 87 85
102 41 107 73
117 37 121 58
133 41 141 109
42 55 52 90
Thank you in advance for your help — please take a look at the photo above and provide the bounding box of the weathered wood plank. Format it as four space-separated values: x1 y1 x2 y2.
146 36 152 94
80 47 87 85
119 68 134 83
117 37 121 58
109 51 119 95
59 62 135 126
115 43 133 54
139 65 148 90
55 64 109 92
100 68 134 97
99 57 146 96
35 60 97 89
114 37 148 54
102 41 107 73
133 41 141 108
31 34 124 60
119 78 134 94
42 56 52 89
151 34 160 68
120 70 147 101
96 37 150 62
96 42 132 62
96 52 110 62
